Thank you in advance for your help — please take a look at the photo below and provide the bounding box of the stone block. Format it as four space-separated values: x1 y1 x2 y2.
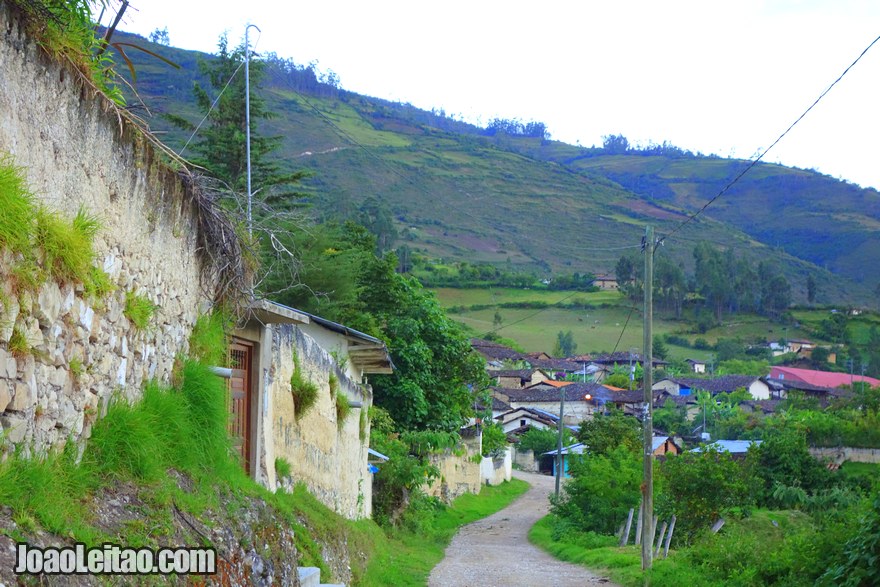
1 414 28 444
11 381 35 411
0 348 16 378
0 382 10 412
36 281 62 324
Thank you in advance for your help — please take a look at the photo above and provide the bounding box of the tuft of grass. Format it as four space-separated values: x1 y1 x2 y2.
83 266 115 301
0 154 36 255
328 372 339 397
275 457 292 480
124 291 158 330
34 206 100 284
290 352 319 420
69 356 84 380
188 310 231 366
336 393 352 429
8 327 30 358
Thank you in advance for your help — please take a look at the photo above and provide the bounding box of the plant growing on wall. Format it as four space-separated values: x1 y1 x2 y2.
274 457 292 480
290 352 318 420
124 291 158 330
336 394 352 429
328 373 339 398
8 327 30 358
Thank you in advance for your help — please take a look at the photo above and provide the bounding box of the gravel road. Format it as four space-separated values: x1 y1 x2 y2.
428 470 617 587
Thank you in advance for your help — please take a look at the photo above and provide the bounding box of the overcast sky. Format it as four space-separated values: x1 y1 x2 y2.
120 1 880 190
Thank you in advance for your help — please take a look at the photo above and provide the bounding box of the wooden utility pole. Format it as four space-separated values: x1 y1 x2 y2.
641 225 654 571
555 386 566 498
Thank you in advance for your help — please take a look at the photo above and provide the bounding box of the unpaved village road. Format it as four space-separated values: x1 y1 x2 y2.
428 470 617 587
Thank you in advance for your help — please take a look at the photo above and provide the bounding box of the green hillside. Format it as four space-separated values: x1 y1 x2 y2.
112 30 876 305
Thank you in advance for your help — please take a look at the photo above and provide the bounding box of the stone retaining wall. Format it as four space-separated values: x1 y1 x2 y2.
0 5 215 453
809 447 880 464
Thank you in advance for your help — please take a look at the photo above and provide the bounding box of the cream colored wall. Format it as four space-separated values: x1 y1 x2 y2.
261 325 373 520
0 6 213 453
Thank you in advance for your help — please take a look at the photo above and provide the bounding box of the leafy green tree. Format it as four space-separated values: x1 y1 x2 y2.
658 448 757 544
358 197 398 253
654 399 688 435
553 330 577 358
749 429 830 507
716 359 770 376
355 254 489 431
518 427 574 455
807 274 817 303
481 423 507 458
551 446 641 535
652 334 669 360
576 408 641 456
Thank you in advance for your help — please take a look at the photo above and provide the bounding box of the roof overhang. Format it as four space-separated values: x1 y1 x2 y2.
247 299 310 325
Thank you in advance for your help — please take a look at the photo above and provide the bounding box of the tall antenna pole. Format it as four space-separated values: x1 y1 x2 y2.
641 225 655 571
244 24 261 239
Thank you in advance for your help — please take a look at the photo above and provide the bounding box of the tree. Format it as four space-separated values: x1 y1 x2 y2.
576 408 641 456
553 330 577 358
354 253 489 431
807 274 817 304
749 429 830 507
602 134 630 154
652 334 669 360
551 446 642 535
492 310 503 329
148 27 170 46
358 197 397 253
658 448 757 544
166 35 305 201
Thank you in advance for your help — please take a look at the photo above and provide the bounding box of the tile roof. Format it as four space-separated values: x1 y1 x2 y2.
502 382 608 403
470 338 526 361
589 352 669 366
661 375 762 395
527 380 574 389
764 377 836 395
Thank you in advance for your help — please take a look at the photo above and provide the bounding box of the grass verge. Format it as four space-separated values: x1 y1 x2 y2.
528 515 717 587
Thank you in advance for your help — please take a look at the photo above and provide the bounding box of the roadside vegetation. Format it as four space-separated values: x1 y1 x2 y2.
533 404 880 586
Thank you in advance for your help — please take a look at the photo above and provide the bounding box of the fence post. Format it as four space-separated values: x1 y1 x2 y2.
663 515 676 558
635 502 644 545
619 508 635 547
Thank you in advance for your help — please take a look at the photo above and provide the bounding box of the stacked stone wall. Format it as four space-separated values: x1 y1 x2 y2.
0 5 214 452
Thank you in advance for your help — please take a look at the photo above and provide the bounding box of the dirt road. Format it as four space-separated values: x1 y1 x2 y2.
428 470 616 587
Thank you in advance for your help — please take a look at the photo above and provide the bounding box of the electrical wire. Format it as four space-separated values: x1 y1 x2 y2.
177 29 262 157
660 32 880 244
611 305 638 356
480 291 583 337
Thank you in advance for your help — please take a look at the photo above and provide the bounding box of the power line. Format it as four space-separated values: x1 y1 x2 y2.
661 32 880 243
480 290 584 337
611 304 638 355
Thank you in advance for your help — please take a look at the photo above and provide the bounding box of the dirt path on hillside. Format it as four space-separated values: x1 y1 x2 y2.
428 470 617 587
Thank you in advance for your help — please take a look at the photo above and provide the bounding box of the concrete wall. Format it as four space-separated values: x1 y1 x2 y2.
512 447 540 472
480 447 512 486
0 5 215 453
261 325 373 520
810 447 880 465
425 432 482 503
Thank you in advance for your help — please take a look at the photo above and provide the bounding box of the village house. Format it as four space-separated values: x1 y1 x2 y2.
685 359 707 374
498 381 608 423
769 366 880 389
489 368 552 389
232 301 393 519
652 375 771 400
592 274 620 290
691 439 762 459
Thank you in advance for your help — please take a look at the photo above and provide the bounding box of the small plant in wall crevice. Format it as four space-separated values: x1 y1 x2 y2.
124 291 158 330
336 394 352 430
290 352 318 420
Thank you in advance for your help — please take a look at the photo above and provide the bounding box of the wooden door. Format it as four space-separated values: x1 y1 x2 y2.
228 340 253 472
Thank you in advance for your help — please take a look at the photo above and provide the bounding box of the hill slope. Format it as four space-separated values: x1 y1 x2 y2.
112 30 876 305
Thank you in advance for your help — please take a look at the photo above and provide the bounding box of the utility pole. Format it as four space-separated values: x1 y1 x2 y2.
555 386 566 498
641 225 655 571
244 24 261 239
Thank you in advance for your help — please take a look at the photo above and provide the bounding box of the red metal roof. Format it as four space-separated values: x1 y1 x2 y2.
769 366 880 389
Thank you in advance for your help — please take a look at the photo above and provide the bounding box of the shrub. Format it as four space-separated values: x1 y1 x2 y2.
658 447 757 544
551 446 642 535
188 311 230 367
